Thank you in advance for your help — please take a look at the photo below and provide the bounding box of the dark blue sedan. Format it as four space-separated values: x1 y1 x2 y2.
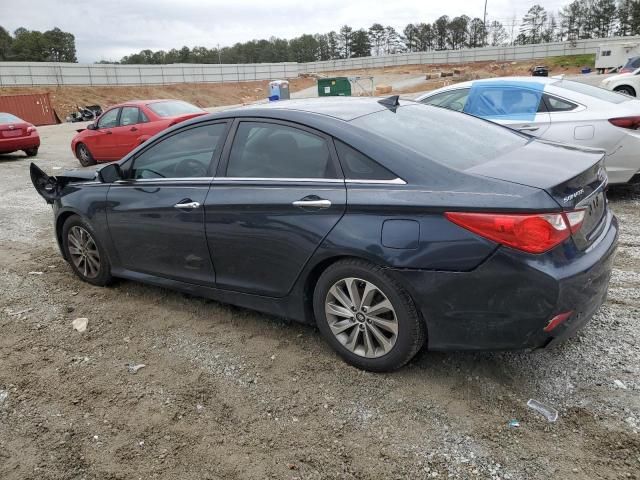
31 97 618 371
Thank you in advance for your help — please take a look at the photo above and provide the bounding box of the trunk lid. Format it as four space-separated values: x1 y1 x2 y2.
0 121 28 138
466 139 609 250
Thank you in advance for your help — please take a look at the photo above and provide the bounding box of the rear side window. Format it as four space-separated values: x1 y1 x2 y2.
148 100 203 117
464 86 545 118
543 94 578 112
226 122 337 179
351 104 528 170
335 141 397 180
132 123 226 179
119 107 140 126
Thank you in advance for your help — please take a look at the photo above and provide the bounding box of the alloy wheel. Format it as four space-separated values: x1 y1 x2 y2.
324 277 398 358
78 145 90 163
67 226 101 279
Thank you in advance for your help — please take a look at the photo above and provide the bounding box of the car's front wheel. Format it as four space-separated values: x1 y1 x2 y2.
62 216 112 286
614 85 637 97
76 143 96 167
313 259 425 371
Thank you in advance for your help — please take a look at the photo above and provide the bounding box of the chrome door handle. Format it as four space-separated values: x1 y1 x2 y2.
292 199 332 209
174 201 200 209
518 125 539 132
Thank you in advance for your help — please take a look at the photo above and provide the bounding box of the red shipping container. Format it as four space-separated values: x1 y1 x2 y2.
0 93 59 126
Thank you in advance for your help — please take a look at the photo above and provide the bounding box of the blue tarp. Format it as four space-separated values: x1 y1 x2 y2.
463 80 545 122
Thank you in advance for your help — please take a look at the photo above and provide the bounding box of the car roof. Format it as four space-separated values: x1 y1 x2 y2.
229 97 394 121
111 99 190 108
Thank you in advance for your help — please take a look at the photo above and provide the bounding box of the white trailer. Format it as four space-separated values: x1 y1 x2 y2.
596 42 640 71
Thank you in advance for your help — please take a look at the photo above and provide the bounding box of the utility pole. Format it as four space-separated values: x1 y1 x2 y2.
483 0 488 46
217 43 221 64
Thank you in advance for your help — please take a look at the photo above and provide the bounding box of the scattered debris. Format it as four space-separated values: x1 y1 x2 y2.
72 317 88 333
375 84 393 95
0 389 8 406
613 379 628 390
196 404 204 413
127 363 146 374
28 271 43 275
527 399 558 422
286 463 298 470
8 308 33 316
508 419 520 428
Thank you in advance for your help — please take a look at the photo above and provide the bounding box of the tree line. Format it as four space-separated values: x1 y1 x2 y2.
1 0 640 64
118 0 640 64
0 26 77 62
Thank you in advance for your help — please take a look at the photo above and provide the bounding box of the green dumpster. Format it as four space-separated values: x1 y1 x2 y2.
318 77 351 97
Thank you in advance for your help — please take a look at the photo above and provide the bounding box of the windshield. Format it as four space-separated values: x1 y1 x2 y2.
553 79 631 104
147 100 203 117
351 104 528 170
0 113 21 124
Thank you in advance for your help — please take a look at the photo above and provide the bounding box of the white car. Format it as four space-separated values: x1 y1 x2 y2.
600 67 640 97
416 77 640 184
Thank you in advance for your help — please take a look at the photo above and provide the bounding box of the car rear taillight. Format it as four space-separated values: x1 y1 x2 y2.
608 116 640 130
444 211 585 254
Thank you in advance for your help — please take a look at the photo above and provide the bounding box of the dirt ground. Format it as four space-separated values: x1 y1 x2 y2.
1 112 639 480
0 77 316 120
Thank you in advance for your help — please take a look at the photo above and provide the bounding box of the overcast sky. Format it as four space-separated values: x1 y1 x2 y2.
1 0 570 62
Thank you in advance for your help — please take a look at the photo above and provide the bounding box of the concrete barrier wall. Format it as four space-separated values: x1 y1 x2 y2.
1 36 638 86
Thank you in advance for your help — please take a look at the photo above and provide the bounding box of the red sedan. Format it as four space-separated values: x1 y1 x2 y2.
71 99 207 166
0 113 40 157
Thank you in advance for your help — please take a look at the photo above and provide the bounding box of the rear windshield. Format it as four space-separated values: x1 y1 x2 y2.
0 113 21 123
147 100 203 117
351 104 528 170
553 79 630 104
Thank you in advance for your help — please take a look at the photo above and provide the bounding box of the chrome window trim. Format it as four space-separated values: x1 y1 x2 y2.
346 178 406 185
213 177 344 183
212 177 407 185
114 177 213 183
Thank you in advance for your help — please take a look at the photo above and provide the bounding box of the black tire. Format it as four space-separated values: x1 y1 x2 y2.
76 143 96 167
24 147 39 157
614 85 636 97
313 259 425 372
61 215 112 286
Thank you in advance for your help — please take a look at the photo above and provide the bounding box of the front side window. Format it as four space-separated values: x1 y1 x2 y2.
226 122 337 179
132 123 227 179
120 107 140 126
421 89 470 112
97 108 119 129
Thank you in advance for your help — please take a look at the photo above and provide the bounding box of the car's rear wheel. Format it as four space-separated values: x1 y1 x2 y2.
76 143 96 167
313 259 425 371
62 216 112 286
614 85 636 97
24 147 38 157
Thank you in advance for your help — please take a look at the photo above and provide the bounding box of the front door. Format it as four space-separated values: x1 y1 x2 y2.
91 107 121 160
106 121 229 285
205 119 347 297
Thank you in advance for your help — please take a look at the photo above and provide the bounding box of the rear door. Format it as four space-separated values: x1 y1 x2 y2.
463 83 551 136
114 106 148 157
205 119 347 297
106 121 229 285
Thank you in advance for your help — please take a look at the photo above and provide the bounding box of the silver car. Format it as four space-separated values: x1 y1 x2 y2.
416 77 640 185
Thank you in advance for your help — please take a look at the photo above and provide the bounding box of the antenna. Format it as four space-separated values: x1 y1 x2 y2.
378 95 400 108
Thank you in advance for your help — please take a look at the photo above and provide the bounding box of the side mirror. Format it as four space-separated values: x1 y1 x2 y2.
87 123 97 130
97 163 123 183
